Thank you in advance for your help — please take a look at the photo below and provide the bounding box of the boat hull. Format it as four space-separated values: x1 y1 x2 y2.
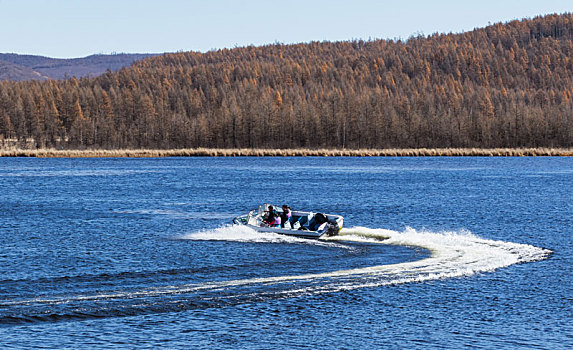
234 222 329 239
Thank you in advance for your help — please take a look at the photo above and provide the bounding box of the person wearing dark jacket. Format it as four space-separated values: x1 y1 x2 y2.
280 205 292 228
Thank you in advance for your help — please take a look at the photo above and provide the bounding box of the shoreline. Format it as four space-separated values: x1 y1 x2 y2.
1 147 572 158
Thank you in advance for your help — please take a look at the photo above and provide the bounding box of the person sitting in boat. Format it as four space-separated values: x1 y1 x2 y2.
263 205 281 227
308 213 328 231
280 205 292 228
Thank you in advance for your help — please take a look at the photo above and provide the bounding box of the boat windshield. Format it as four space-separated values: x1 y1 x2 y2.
256 204 269 216
248 204 274 226
247 206 265 226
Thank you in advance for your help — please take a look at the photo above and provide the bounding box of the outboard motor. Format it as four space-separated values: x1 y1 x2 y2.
325 221 340 236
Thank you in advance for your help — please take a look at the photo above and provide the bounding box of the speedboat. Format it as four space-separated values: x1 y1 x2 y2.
233 204 343 239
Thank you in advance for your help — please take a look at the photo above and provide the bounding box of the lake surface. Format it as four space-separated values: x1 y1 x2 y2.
0 157 570 349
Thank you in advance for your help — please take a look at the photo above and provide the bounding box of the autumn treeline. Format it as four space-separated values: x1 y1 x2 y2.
1 13 573 150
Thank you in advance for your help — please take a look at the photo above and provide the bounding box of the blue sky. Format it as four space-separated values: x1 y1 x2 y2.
0 0 571 58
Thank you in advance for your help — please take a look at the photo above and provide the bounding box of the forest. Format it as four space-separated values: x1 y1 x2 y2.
1 13 573 150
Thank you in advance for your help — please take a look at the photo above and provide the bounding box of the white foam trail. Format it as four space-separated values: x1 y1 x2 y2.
180 225 551 289
326 226 551 281
142 226 552 292
180 224 291 243
3 226 551 306
179 224 352 249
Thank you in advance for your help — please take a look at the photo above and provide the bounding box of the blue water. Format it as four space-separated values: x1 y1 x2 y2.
0 157 570 349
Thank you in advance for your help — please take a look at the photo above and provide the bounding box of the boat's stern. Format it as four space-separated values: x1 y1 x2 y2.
324 215 343 236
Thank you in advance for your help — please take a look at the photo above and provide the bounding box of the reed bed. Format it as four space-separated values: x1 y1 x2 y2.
1 147 572 158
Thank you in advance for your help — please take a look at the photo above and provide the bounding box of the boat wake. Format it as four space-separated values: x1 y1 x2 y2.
327 226 551 285
182 224 551 274
179 224 352 248
0 226 551 325
182 225 550 284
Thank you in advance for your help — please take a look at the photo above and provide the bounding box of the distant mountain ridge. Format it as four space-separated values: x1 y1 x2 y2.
0 53 158 81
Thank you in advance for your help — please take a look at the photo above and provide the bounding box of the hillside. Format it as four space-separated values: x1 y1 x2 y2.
1 13 573 150
0 60 49 81
0 53 157 81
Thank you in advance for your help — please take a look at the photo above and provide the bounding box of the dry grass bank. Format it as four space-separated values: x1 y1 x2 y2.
1 147 572 158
